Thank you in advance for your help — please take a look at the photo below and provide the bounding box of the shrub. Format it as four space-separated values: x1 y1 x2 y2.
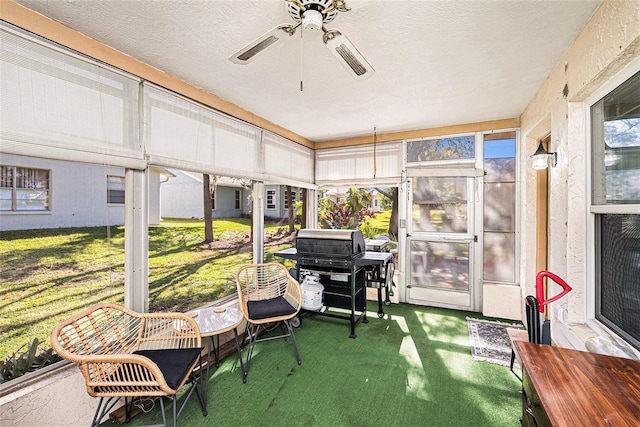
0 339 62 384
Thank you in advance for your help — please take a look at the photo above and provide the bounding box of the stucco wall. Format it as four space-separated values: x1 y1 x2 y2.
0 364 99 427
519 0 640 352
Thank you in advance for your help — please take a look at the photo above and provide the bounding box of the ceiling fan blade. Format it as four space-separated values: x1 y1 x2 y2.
229 24 298 64
323 29 374 80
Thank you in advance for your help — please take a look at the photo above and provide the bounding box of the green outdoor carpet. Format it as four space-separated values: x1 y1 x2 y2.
124 302 522 427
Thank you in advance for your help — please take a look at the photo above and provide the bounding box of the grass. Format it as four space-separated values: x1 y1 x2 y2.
128 302 523 427
0 218 298 361
362 210 391 238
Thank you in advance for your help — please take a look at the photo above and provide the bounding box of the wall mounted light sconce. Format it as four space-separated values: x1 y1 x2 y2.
530 142 557 170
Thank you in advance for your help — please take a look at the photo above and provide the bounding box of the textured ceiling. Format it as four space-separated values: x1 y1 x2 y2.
13 0 601 142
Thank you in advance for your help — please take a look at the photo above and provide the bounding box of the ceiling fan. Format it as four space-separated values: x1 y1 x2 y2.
229 0 374 80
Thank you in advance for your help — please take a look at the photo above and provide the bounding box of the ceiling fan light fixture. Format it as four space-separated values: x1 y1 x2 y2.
302 9 323 31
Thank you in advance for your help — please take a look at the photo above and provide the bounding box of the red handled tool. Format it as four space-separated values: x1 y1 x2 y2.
535 270 572 314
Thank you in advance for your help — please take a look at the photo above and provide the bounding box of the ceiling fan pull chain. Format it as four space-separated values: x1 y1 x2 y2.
373 126 377 178
300 26 304 92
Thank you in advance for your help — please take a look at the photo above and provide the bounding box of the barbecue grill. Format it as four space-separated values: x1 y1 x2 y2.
276 229 393 338
296 229 366 267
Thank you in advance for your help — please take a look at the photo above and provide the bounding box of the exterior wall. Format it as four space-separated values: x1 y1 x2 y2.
159 169 248 219
519 0 640 354
213 185 247 218
482 284 522 320
148 168 162 226
0 364 100 427
369 192 383 213
0 154 124 231
276 186 301 219
160 170 204 219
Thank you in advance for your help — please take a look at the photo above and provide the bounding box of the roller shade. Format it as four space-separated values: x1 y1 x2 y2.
144 83 314 187
315 142 402 186
263 131 314 184
0 25 142 168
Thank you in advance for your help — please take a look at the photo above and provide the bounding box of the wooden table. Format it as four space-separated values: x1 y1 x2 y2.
514 341 640 426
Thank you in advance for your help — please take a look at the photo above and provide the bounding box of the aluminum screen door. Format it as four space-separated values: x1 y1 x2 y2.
407 175 477 310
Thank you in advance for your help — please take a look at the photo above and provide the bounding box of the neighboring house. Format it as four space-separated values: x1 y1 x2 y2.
264 185 302 220
0 159 298 229
0 154 172 231
159 169 301 221
160 170 251 219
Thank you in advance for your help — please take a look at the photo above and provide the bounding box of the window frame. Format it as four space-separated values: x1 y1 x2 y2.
266 189 276 210
284 189 297 209
586 57 640 350
0 165 51 212
106 175 125 206
482 132 517 285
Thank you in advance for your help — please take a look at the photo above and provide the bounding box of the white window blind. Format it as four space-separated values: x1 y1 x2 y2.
144 84 314 187
263 131 314 186
144 84 217 165
0 26 143 168
315 142 402 186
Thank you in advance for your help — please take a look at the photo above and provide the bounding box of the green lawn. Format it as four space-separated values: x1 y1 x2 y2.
363 210 392 238
0 212 394 364
0 218 296 361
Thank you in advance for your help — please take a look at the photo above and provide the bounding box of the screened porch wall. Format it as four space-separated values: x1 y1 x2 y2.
1 24 316 188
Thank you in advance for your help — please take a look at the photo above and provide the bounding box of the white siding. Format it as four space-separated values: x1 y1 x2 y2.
0 154 124 230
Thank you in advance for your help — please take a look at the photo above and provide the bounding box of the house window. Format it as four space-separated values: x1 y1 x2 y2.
235 190 241 210
284 190 296 209
591 70 640 350
0 165 50 211
107 175 125 205
266 189 276 210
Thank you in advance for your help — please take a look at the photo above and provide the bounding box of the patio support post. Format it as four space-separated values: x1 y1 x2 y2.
252 181 265 263
124 168 149 313
306 188 318 229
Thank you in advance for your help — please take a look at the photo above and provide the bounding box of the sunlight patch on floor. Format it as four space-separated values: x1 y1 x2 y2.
400 335 432 401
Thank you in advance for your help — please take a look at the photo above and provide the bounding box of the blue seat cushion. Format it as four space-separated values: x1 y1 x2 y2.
247 296 296 320
134 347 203 390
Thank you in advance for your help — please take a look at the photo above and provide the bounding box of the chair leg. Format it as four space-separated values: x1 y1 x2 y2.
91 396 121 427
242 320 302 382
243 323 260 382
159 396 167 427
284 319 301 365
279 321 288 340
172 395 177 427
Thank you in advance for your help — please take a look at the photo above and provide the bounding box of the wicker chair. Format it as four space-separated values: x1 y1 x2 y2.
51 303 207 427
235 263 302 382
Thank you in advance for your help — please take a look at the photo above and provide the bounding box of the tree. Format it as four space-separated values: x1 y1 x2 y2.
287 185 295 233
375 187 398 239
202 174 215 243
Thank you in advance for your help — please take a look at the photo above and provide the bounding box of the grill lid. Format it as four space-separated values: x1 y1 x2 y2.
296 229 365 259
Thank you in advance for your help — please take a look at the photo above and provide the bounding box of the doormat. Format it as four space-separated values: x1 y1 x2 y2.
466 317 524 367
